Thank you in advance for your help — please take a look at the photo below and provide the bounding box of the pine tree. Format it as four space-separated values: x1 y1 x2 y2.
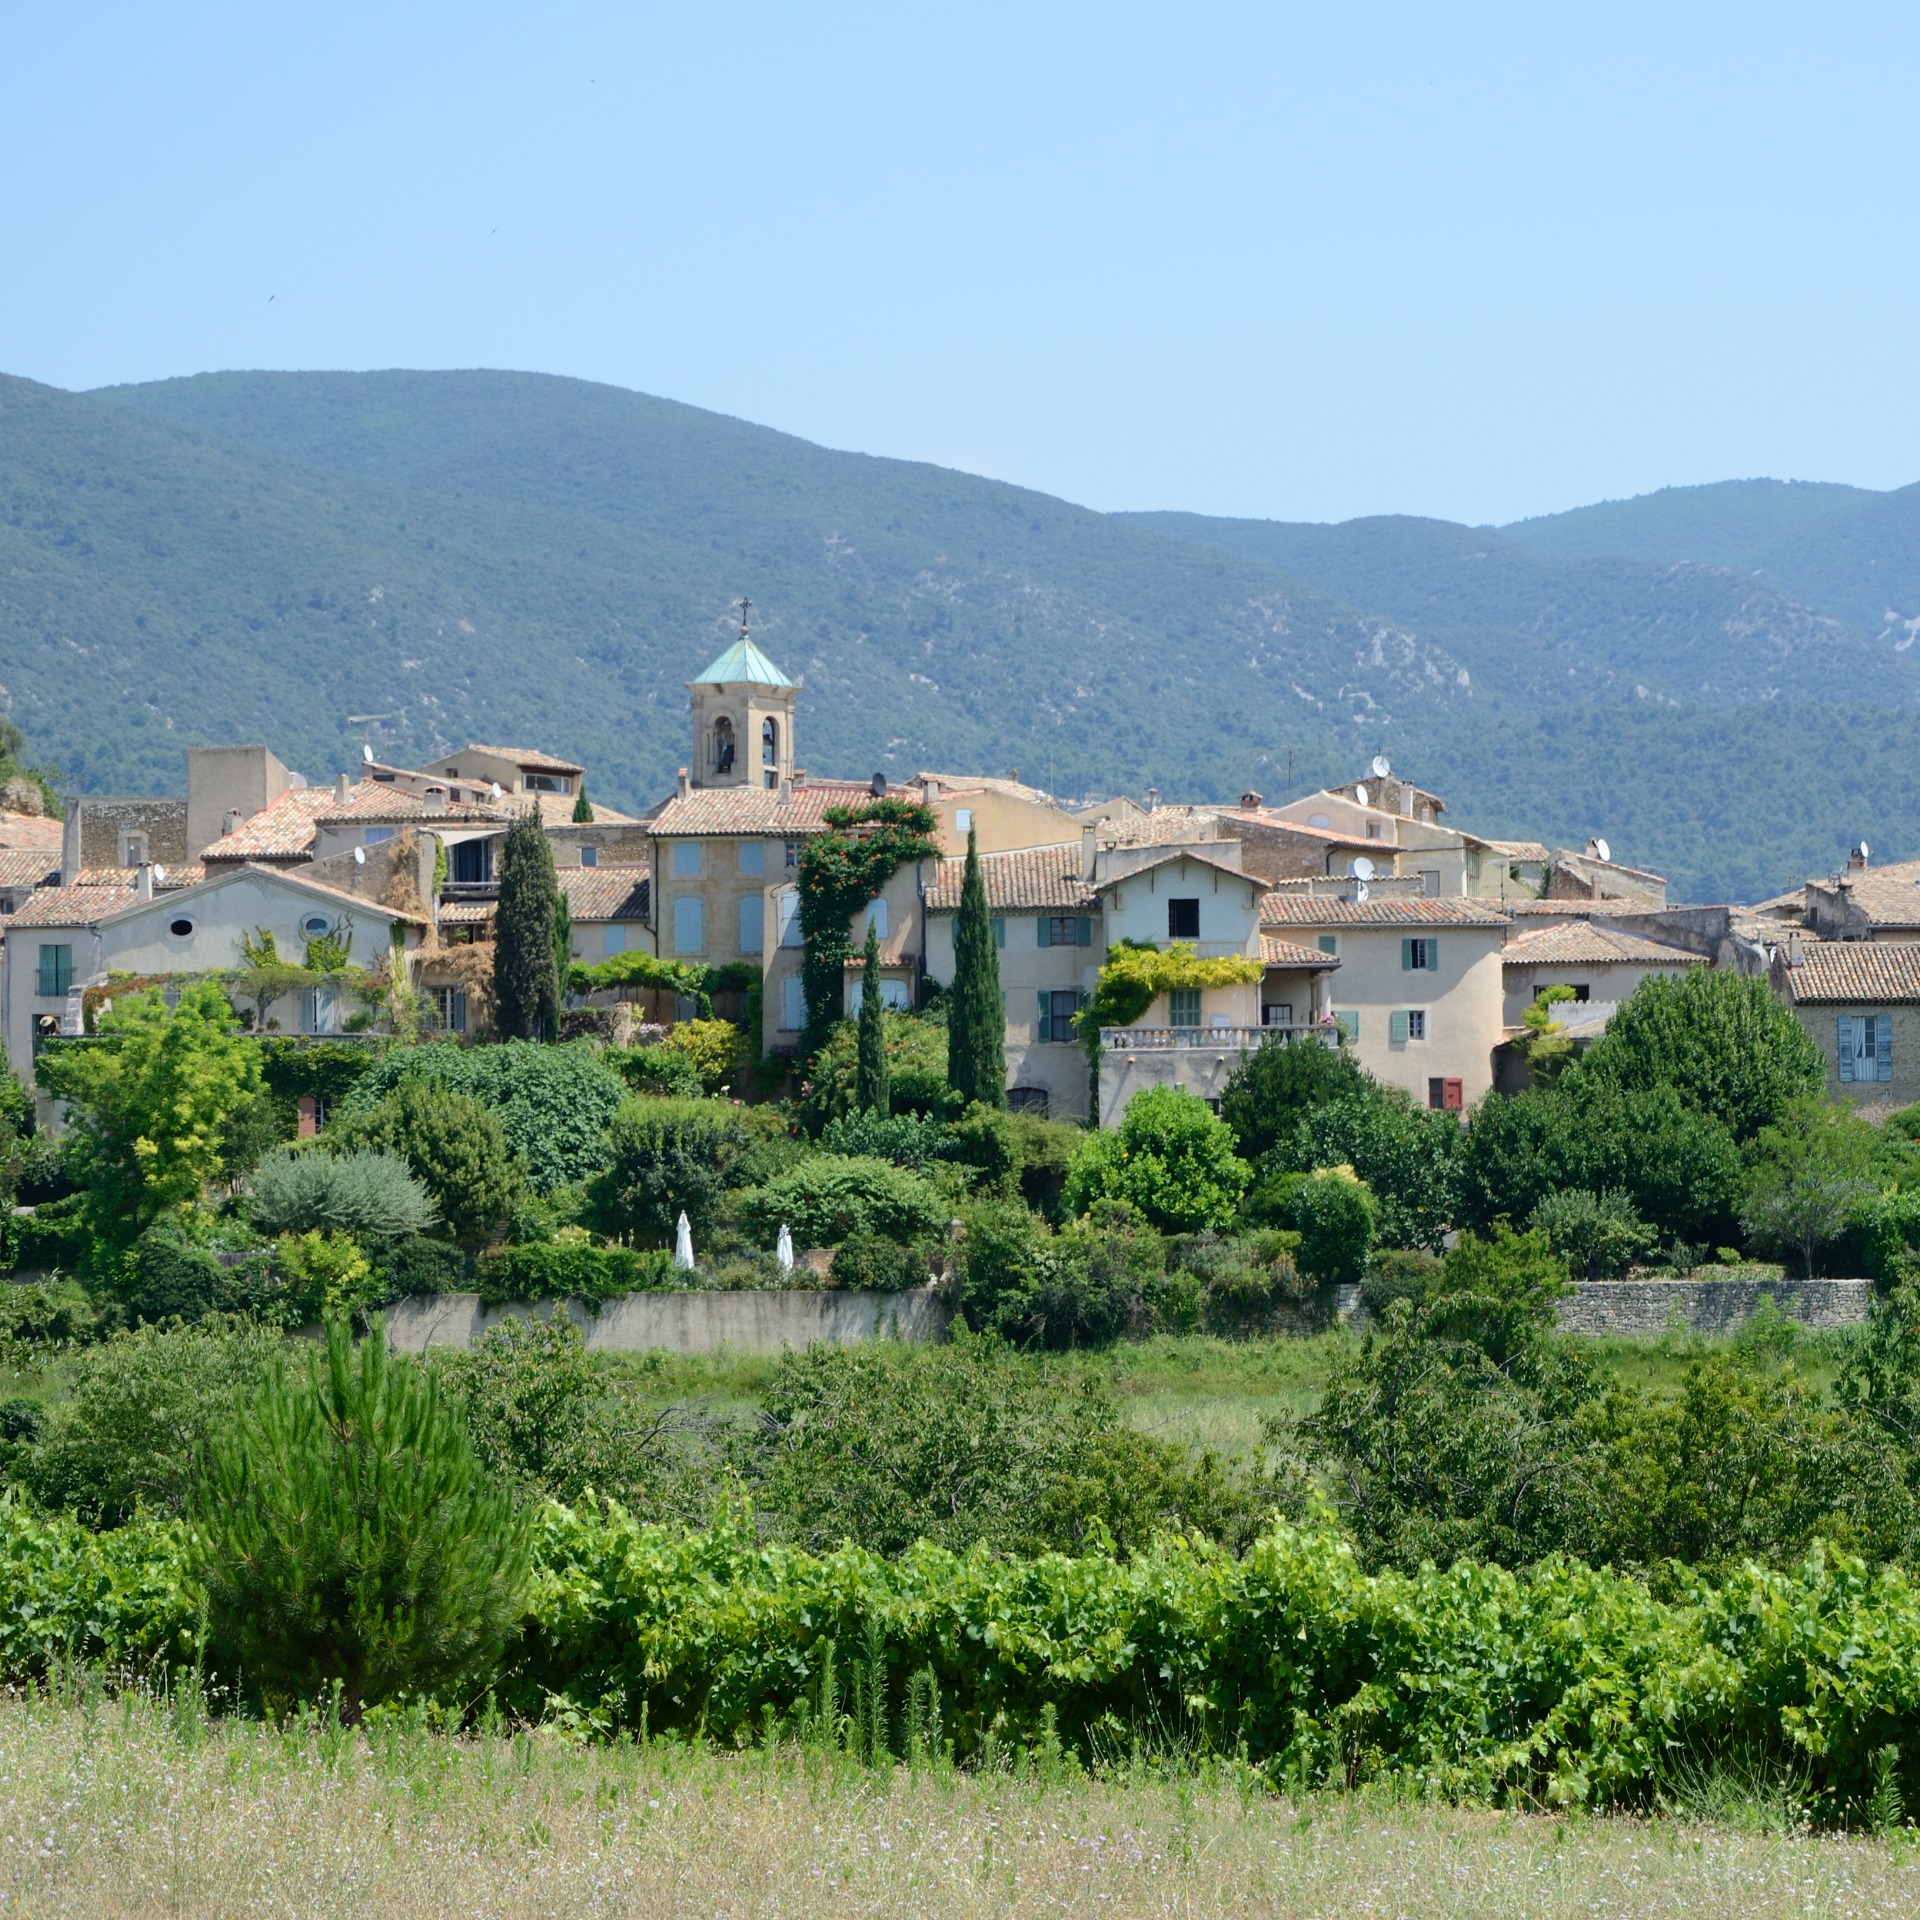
856 917 890 1116
553 888 573 1000
491 810 561 1041
947 828 1005 1109
572 782 593 824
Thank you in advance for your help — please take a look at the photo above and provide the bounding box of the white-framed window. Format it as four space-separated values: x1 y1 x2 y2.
776 889 802 947
671 896 704 954
739 894 763 953
1390 1008 1428 1043
523 772 572 794
671 841 703 877
301 987 343 1035
431 986 467 1034
865 897 889 940
849 977 911 1014
780 974 806 1031
738 840 765 875
955 807 973 833
1838 1013 1894 1084
1402 937 1439 971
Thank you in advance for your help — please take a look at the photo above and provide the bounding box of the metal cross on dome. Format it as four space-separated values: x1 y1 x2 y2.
736 596 752 637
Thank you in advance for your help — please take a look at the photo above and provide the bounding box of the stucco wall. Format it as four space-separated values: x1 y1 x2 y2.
1502 958 1691 1026
380 1288 950 1354
1102 856 1264 957
1797 1000 1920 1115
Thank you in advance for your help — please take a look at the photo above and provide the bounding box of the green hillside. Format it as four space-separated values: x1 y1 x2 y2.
1500 478 1873 566
0 366 1914 901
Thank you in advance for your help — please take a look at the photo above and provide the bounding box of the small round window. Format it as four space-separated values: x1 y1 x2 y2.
168 917 195 938
302 915 332 938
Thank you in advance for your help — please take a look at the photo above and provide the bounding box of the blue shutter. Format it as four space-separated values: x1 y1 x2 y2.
1389 1009 1410 1044
1876 1014 1894 1083
1426 937 1439 971
1335 1010 1359 1042
1037 915 1052 947
1077 916 1093 947
991 916 1005 949
1838 1015 1855 1082
1037 991 1052 1039
1401 938 1414 971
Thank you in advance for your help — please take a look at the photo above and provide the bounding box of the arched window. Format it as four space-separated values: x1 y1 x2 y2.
761 717 779 787
712 715 736 774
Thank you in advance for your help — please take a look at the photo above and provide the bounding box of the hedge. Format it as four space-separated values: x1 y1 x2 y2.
6 1497 1920 1819
474 1242 679 1306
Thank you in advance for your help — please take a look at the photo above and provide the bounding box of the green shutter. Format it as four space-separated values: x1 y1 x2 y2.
1318 935 1337 956
1038 990 1053 1038
991 916 1005 949
1335 1010 1359 1042
1401 938 1414 971
1037 915 1052 947
1077 915 1093 947
1427 937 1440 971
1838 1015 1855 1083
1389 1009 1410 1044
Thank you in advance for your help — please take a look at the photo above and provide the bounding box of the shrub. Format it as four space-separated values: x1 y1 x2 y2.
332 1080 523 1252
608 1044 706 1100
1359 1246 1443 1318
118 1211 230 1323
1740 1100 1881 1277
1008 1111 1080 1220
1527 1187 1658 1280
1287 1167 1376 1287
248 1147 439 1240
476 1241 677 1304
944 1102 1021 1193
733 1155 949 1250
193 1319 531 1718
828 1234 934 1292
1177 1231 1308 1335
340 1041 626 1191
659 1018 742 1093
272 1230 377 1323
957 1198 1167 1348
1285 1090 1460 1253
1218 1034 1372 1163
586 1098 757 1247
19 1319 284 1526
799 1011 955 1128
371 1235 472 1300
1063 1085 1250 1232
818 1109 952 1170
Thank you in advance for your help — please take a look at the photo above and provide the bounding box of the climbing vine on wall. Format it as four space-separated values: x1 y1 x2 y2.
797 797 939 1058
1075 940 1266 1108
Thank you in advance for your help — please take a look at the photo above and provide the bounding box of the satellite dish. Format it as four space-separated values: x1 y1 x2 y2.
152 866 166 885
490 781 503 801
1592 837 1612 865
361 743 375 765
1355 881 1370 903
1858 841 1871 861
1370 754 1391 779
1354 784 1369 809
353 846 366 866
1350 856 1376 882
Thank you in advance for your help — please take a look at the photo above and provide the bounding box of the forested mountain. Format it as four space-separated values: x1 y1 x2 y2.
0 366 1914 900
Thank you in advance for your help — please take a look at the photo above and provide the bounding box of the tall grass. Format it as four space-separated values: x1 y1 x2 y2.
0 1679 1912 1918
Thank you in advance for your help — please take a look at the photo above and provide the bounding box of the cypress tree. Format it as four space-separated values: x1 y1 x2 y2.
947 828 1005 1109
571 782 593 824
856 917 890 1116
491 811 561 1041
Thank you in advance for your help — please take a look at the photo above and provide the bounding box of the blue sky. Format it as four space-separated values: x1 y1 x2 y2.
4 3 1915 525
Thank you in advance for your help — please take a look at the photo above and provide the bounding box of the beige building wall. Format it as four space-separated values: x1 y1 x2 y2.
922 788 1081 859
1797 1001 1920 1116
186 746 291 860
1101 856 1265 958
1502 958 1693 1026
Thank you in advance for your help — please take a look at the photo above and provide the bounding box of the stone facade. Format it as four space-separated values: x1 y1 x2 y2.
1337 1276 1874 1336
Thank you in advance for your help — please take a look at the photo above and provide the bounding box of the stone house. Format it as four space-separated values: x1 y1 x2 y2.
1500 920 1703 1026
1800 854 1920 943
1777 941 1920 1116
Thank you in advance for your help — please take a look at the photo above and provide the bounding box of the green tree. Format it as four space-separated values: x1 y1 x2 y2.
1063 1085 1249 1232
332 1080 523 1252
1218 1031 1372 1163
1577 967 1823 1144
39 981 264 1254
194 1318 530 1719
491 810 561 1041
854 918 890 1116
1527 1186 1657 1280
946 828 1005 1110
1740 1100 1880 1276
1286 1089 1460 1253
552 887 573 996
571 782 593 824
1516 984 1578 1080
734 1153 949 1249
586 1097 758 1246
1287 1166 1377 1286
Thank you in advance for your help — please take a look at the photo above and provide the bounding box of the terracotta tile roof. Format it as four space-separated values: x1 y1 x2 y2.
924 844 1097 912
1474 838 1552 861
0 812 64 852
199 786 339 861
650 779 912 839
1784 942 1920 1004
1260 934 1343 969
71 864 206 891
536 794 639 827
1259 892 1512 929
1818 860 1920 931
436 900 495 927
1214 811 1381 848
558 865 651 922
1554 849 1668 888
313 789 505 828
1 883 139 927
441 744 585 776
1503 923 1704 967
1504 899 1632 918
1099 805 1224 847
0 850 59 890
915 771 1058 805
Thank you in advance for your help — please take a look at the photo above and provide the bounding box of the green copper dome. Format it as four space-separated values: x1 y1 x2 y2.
690 636 794 688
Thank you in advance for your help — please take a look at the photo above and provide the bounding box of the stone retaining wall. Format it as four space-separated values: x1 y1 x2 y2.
380 1288 950 1356
1336 1277 1874 1337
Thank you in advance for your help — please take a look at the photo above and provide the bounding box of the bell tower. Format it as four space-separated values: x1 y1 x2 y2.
687 601 797 790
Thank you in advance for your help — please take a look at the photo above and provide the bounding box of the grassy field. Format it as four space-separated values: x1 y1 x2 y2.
0 1690 1911 1919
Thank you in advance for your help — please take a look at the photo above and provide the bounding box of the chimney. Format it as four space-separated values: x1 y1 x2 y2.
334 773 352 808
1082 823 1098 880
135 862 154 902
1146 786 1159 813
222 807 240 837
1239 790 1263 810
677 767 691 799
1847 843 1870 873
422 784 448 816
921 777 941 805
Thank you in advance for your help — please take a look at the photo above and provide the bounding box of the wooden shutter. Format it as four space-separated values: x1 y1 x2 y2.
1335 1010 1359 1042
1037 915 1052 947
1443 1078 1464 1112
1389 1009 1410 1044
991 916 1005 949
1401 938 1414 971
1037 991 1053 1039
1876 1014 1894 1083
1077 916 1093 946
1838 1014 1856 1082
1426 938 1439 970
